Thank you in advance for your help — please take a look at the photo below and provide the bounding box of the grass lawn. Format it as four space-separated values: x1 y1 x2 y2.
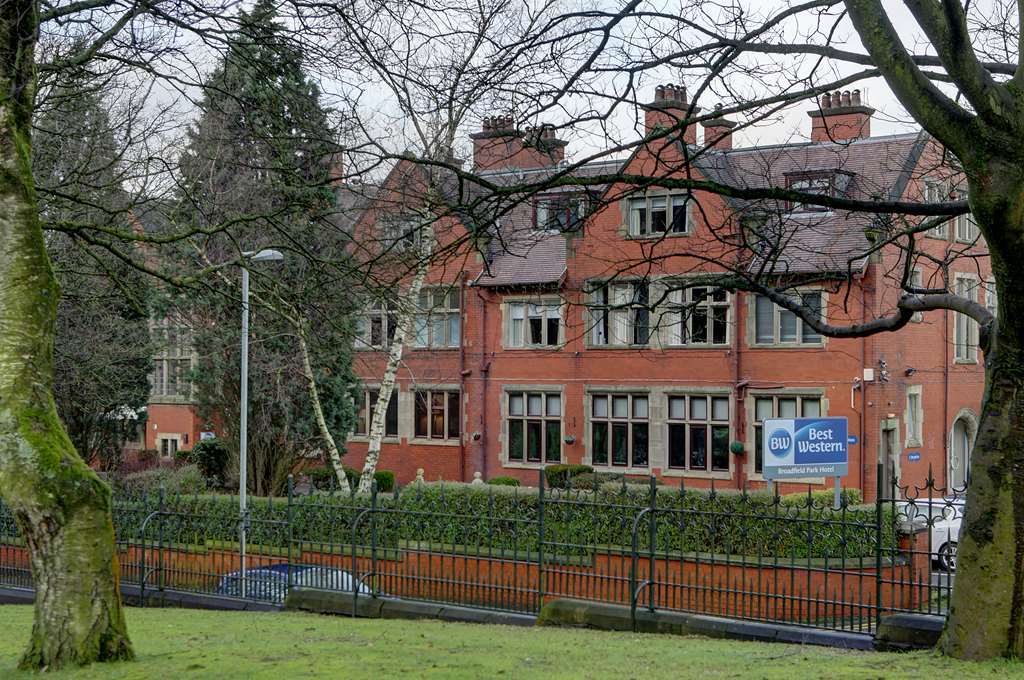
0 606 1021 679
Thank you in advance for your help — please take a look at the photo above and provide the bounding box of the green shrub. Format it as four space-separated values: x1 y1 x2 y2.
782 488 863 507
544 464 593 489
188 439 230 487
116 481 894 560
373 471 396 492
308 466 337 491
564 471 620 490
118 464 207 496
487 476 521 487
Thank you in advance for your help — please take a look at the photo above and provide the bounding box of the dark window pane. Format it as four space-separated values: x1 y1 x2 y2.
632 423 648 467
371 316 383 346
529 317 543 344
527 421 542 462
355 393 368 435
545 421 561 463
612 423 629 466
592 422 608 465
386 392 398 437
431 392 445 438
712 425 730 471
754 425 764 473
801 292 822 343
668 423 686 468
447 392 460 438
689 424 707 470
546 317 559 345
509 420 524 461
691 308 708 343
415 392 428 438
712 306 728 344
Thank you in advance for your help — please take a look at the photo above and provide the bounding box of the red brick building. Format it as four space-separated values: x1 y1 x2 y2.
346 87 990 500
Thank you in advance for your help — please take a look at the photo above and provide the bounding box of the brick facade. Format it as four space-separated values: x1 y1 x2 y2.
344 89 988 500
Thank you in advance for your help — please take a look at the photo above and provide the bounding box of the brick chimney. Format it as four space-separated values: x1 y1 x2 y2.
808 90 874 142
642 84 699 144
701 104 737 150
470 117 567 171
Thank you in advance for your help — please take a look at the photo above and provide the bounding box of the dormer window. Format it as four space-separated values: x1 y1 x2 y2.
627 193 690 236
534 194 588 233
381 215 423 251
786 170 851 212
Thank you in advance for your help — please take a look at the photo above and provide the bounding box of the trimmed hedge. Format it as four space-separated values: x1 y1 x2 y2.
308 466 395 493
544 464 593 488
487 476 521 487
112 481 896 560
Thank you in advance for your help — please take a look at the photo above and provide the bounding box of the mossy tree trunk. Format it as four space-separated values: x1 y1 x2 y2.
941 166 1024 659
1 1 133 669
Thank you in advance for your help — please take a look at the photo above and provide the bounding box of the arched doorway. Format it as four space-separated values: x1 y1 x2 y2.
950 417 973 491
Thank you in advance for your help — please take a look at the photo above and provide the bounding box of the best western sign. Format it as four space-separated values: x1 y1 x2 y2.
762 417 848 480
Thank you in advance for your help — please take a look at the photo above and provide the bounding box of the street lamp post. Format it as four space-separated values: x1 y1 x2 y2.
239 249 283 598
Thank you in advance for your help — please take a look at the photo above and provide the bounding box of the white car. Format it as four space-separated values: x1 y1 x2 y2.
896 499 964 571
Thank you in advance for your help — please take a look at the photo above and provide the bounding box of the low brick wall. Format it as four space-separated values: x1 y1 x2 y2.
0 537 931 628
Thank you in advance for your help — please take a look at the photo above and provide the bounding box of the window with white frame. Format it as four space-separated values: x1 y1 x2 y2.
924 181 950 239
507 392 561 463
590 282 650 346
158 436 180 459
508 300 561 347
354 389 398 437
905 386 923 447
356 300 397 349
787 175 833 212
753 395 822 474
535 194 588 233
627 193 690 236
591 394 648 467
381 216 422 252
663 286 730 346
412 288 460 349
986 278 998 317
413 390 460 440
954 275 979 362
753 292 824 345
955 201 979 243
151 316 193 399
667 395 730 471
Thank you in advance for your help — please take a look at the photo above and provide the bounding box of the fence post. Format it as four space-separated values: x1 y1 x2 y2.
537 467 546 612
875 462 884 630
647 475 657 613
287 474 294 595
157 486 166 600
370 479 378 597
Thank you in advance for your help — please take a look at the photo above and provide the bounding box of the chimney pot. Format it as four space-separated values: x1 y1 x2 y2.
841 91 851 106
852 89 862 106
821 93 831 109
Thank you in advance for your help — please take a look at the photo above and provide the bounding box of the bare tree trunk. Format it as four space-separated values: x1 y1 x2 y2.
295 323 351 493
942 193 1024 658
1 2 132 668
358 227 434 493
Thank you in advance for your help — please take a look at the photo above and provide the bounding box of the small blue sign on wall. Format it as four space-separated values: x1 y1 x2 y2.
848 435 858 445
907 451 921 462
762 417 849 480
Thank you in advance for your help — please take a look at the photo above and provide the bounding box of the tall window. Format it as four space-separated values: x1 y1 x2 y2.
627 193 690 236
954 276 979 362
151 317 193 399
955 210 979 243
664 286 730 346
668 395 730 471
355 389 398 437
413 288 460 348
507 392 561 463
924 181 949 239
753 395 822 474
591 394 648 467
908 269 924 322
414 390 460 440
356 300 397 349
590 282 649 346
753 292 823 345
905 387 923 447
535 194 588 232
986 278 998 317
508 301 560 347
